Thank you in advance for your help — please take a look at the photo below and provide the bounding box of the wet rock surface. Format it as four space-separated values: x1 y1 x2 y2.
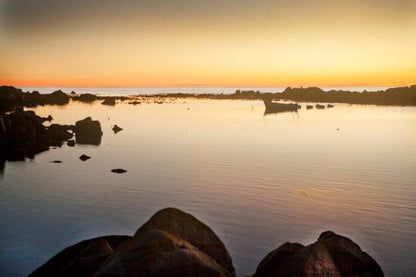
30 209 383 277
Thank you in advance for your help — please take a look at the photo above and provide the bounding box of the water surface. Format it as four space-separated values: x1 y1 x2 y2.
1 99 415 276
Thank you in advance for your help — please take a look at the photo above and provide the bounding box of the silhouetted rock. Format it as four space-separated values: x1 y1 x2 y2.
95 229 233 277
254 242 305 277
79 154 91 161
74 117 102 145
51 160 62 163
46 124 73 147
112 124 123 133
76 93 97 103
30 209 384 277
46 90 69 105
253 231 384 277
318 231 384 277
111 168 127 174
306 105 313 109
128 101 141 105
67 139 75 147
29 236 131 277
0 110 49 161
41 115 53 122
101 98 116 105
316 104 325 109
327 104 334 108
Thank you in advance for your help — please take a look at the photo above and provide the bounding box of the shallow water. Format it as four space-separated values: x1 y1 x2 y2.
1 99 415 276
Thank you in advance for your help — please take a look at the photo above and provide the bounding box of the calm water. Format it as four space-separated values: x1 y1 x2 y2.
1 99 415 276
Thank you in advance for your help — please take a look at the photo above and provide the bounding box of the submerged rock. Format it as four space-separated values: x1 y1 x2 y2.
111 168 127 174
76 93 97 103
74 117 102 145
101 98 116 105
79 154 91 161
112 124 123 133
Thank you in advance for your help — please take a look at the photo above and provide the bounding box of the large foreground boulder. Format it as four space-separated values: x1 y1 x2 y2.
74 117 103 145
95 229 233 277
134 208 235 275
30 210 384 277
30 208 236 277
30 236 130 277
253 231 384 277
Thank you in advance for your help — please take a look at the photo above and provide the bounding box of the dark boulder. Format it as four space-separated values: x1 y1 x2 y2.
45 90 69 105
95 229 233 277
74 117 102 145
46 124 73 146
253 231 384 277
0 110 49 161
254 242 305 277
101 98 116 105
318 231 384 277
112 124 123 133
134 208 235 276
30 208 235 277
76 93 97 103
29 236 131 277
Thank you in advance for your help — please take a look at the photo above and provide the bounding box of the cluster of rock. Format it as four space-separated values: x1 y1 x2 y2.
0 86 69 113
0 110 102 169
30 208 384 277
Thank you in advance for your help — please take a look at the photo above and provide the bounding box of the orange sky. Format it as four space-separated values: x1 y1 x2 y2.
1 0 415 87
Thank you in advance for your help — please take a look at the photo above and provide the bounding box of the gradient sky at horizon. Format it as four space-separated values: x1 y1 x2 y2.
0 0 415 87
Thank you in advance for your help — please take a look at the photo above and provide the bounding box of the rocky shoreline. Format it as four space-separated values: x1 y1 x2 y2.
1 85 416 113
30 208 384 277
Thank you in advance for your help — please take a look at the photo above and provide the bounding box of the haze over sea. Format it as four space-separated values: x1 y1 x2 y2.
1 95 415 276
20 86 394 96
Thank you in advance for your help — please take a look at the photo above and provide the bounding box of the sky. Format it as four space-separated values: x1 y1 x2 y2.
0 0 415 87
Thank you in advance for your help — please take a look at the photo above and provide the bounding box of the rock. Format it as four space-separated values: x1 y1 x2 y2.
112 125 123 134
128 101 141 105
79 154 91 161
134 208 235 275
111 168 127 174
95 229 233 277
76 93 97 103
70 91 76 95
29 236 131 277
41 115 53 122
67 139 75 147
46 124 73 146
254 242 305 277
101 98 116 105
253 231 384 277
74 117 102 145
51 160 62 163
46 90 69 105
0 110 49 161
318 231 384 277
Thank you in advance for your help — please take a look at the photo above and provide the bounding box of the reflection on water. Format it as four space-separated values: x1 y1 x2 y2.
0 100 415 276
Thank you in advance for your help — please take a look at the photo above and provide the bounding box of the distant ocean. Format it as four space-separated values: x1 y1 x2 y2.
19 86 394 96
